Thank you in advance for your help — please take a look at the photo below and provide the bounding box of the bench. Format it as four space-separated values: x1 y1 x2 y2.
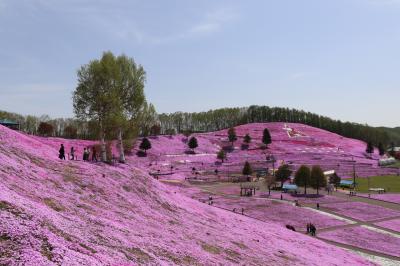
369 188 386 194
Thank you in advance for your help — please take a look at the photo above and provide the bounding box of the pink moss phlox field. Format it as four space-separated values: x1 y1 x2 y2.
131 122 397 179
0 125 375 265
319 226 400 257
375 219 400 233
210 196 348 231
359 193 400 204
321 202 400 222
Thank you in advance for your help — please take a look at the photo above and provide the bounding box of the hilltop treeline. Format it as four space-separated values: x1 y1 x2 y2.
158 106 398 146
0 106 157 141
1 105 398 146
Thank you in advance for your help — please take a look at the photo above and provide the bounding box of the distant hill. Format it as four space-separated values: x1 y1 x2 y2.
138 122 398 179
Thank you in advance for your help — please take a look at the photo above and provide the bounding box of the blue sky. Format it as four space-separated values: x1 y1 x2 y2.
0 0 399 127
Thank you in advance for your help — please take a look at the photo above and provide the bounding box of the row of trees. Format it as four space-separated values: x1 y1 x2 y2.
157 106 397 147
2 105 396 152
0 107 158 140
239 161 331 194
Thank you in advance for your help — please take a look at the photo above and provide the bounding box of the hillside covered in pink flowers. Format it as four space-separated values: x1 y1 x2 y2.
0 124 375 265
135 122 397 180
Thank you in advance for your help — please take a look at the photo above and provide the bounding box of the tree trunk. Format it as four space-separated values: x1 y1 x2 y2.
304 180 307 195
118 128 125 163
101 132 107 162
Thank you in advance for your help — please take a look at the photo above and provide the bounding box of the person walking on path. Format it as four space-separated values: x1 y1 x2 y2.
70 147 75 160
306 223 310 234
310 224 316 236
83 148 89 161
59 144 65 160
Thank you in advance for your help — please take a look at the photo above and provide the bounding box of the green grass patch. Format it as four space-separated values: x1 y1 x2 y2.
383 161 400 168
344 175 400 193
201 243 221 255
43 198 65 212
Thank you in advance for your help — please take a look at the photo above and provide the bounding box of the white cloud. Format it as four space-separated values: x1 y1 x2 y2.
189 7 239 35
290 72 314 80
106 6 239 44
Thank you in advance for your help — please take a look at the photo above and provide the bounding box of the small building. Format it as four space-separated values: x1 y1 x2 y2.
387 147 400 153
340 180 354 188
379 157 397 166
0 119 20 130
240 182 259 196
282 184 298 193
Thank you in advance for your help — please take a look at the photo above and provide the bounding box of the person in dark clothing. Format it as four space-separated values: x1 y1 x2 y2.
70 147 75 160
59 144 65 160
92 146 97 162
83 148 90 161
286 225 296 232
307 223 311 234
310 224 316 236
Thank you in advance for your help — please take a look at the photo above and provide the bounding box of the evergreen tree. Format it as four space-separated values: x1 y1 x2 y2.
310 165 326 195
329 173 341 190
244 134 252 144
262 128 272 147
242 161 253 181
389 142 396 157
139 137 151 155
228 127 237 146
294 165 311 195
275 164 292 189
217 149 226 162
366 141 374 154
188 136 198 152
378 142 385 156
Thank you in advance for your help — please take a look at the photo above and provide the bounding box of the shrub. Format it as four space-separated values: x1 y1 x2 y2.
139 138 151 155
38 122 54 137
227 127 237 146
243 134 251 144
217 149 226 162
188 137 198 152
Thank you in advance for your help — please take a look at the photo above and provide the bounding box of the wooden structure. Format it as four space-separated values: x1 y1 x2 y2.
240 182 259 197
